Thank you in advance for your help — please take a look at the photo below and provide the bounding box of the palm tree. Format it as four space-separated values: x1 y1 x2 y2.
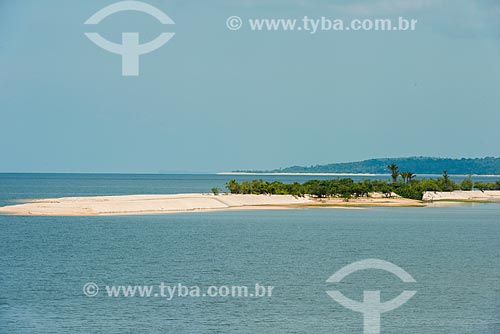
387 164 399 183
400 171 416 184
400 171 408 183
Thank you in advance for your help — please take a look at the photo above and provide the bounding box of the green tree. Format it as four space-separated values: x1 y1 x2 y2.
226 179 241 193
387 164 400 183
442 170 450 183
400 171 414 184
418 179 440 192
474 182 487 191
459 178 473 191
438 170 457 192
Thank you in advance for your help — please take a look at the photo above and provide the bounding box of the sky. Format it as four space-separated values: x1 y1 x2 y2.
1 0 500 173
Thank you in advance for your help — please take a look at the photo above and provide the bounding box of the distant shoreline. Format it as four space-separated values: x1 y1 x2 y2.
0 191 499 217
234 157 500 176
218 172 384 176
0 172 499 177
217 172 500 177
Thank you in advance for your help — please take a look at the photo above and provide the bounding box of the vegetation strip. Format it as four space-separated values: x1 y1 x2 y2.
220 165 500 200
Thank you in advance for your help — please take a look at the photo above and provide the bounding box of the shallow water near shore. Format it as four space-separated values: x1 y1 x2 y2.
0 174 499 333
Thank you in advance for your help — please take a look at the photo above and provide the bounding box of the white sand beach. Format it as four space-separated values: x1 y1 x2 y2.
3 191 499 217
0 194 313 216
0 193 427 216
422 190 500 202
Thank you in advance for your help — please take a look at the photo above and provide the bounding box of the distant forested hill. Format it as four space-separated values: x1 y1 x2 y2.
255 157 500 175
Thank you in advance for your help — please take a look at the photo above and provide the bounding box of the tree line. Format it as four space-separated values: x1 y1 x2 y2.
220 165 500 200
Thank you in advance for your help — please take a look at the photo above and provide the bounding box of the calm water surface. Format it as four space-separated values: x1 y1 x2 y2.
0 174 499 333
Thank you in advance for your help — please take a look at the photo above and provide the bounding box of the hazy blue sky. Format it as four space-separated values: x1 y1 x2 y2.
1 0 500 173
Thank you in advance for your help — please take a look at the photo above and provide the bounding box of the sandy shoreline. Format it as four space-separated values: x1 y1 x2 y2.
0 193 426 216
422 190 500 202
0 194 311 216
1 191 498 216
